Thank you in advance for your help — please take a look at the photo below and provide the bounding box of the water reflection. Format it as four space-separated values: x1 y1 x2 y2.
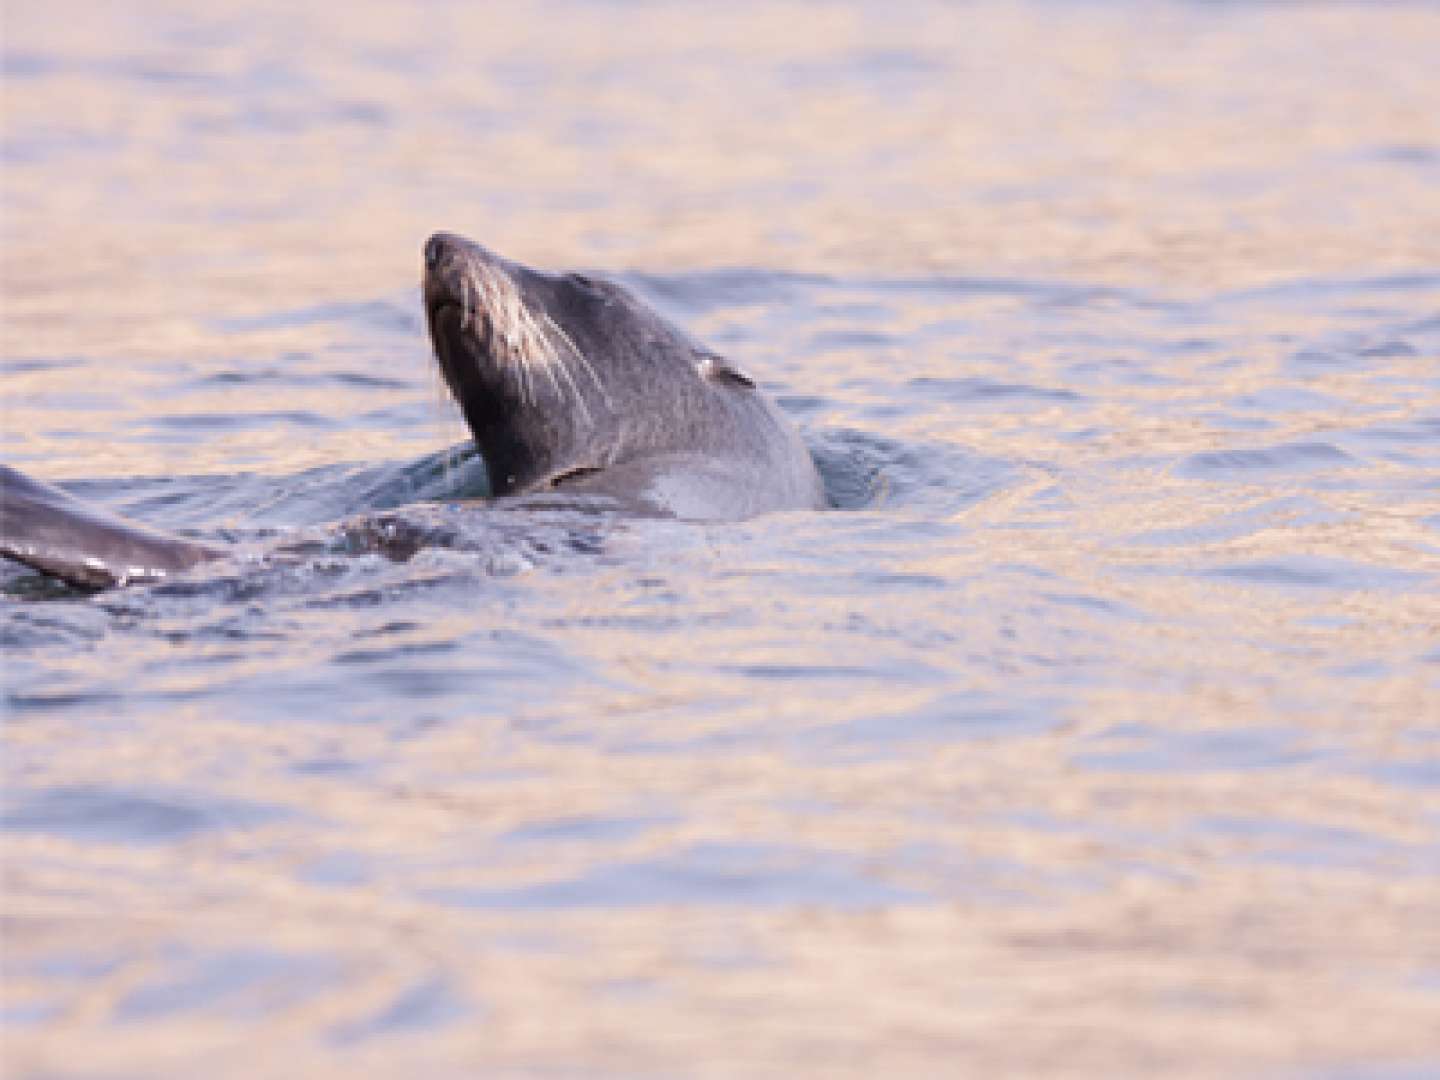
4 0 1440 1076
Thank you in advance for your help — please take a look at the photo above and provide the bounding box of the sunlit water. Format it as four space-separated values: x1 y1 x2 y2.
3 2 1439 1076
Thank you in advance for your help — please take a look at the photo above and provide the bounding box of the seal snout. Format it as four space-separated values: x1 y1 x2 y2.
421 230 552 390
422 232 511 315
422 233 466 294
422 232 472 317
424 234 447 272
424 231 467 274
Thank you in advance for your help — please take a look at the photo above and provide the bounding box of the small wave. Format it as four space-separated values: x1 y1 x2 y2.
0 785 289 845
909 376 1083 405
209 298 420 336
424 841 927 911
1179 441 1354 479
1200 555 1431 592
809 427 1016 513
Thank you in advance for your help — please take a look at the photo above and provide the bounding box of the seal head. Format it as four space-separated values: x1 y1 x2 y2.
422 232 825 518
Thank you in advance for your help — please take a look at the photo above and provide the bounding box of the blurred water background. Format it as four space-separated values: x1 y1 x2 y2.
3 1 1439 1075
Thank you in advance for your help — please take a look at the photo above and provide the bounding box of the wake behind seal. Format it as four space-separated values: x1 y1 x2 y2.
1 233 826 589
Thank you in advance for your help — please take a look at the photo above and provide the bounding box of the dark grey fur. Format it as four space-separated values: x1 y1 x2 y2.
422 232 824 518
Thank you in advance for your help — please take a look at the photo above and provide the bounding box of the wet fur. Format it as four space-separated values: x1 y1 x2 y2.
422 232 825 515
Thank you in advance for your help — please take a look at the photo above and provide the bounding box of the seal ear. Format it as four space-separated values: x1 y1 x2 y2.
697 351 756 390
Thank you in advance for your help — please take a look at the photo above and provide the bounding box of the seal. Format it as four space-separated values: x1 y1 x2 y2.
422 232 825 519
0 233 826 589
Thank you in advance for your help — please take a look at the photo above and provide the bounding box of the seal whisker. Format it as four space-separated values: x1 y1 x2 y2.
544 314 615 414
462 260 570 413
460 273 476 330
542 359 570 419
509 342 527 406
521 347 538 408
550 350 594 426
535 313 598 422
517 346 538 404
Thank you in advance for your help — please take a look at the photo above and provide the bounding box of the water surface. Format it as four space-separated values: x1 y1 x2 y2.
3 1 1439 1076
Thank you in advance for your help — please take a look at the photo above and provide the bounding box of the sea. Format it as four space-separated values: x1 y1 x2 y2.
3 1 1438 1075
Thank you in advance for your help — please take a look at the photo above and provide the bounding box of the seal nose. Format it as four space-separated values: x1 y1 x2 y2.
424 234 449 271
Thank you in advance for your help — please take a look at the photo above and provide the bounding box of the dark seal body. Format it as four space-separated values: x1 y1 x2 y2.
1 234 825 588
